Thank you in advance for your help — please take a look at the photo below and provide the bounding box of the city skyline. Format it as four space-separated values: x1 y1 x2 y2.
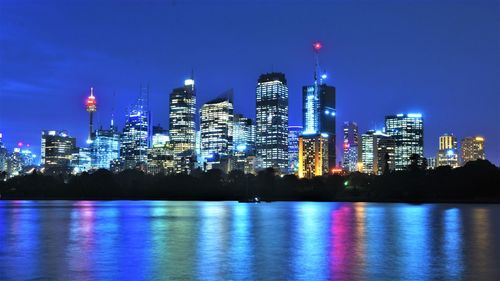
1 1 499 165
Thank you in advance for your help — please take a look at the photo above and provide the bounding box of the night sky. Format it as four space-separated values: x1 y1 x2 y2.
1 0 499 165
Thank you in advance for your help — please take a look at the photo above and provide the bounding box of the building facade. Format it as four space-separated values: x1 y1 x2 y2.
200 93 234 171
288 126 302 174
41 130 76 175
342 121 360 172
436 133 459 168
461 136 485 164
385 113 424 170
298 133 329 178
255 72 289 173
90 125 121 169
169 79 196 167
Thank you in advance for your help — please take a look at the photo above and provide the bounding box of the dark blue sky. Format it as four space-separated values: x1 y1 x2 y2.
1 0 499 164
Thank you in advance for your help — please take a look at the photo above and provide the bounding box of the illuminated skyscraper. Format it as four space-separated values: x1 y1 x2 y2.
436 133 459 168
169 79 196 155
120 86 150 170
298 133 329 178
288 125 302 174
85 87 97 142
41 130 76 175
461 136 485 164
147 141 174 175
90 123 121 169
361 131 377 174
361 130 395 175
301 42 336 171
0 133 7 172
385 113 424 170
342 121 360 172
232 114 255 172
200 92 234 171
255 72 289 173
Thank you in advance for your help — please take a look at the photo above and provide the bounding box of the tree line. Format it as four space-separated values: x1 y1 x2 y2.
0 159 499 203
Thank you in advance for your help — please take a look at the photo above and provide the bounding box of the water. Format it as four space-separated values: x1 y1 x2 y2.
0 201 499 281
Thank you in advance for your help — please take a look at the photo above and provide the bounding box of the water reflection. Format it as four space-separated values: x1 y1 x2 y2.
0 201 498 280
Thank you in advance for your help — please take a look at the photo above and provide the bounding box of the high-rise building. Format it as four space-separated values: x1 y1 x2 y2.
436 133 459 168
232 114 256 172
85 87 97 142
361 130 395 175
298 133 329 178
169 78 196 171
151 125 169 147
461 136 485 164
147 142 174 175
361 131 377 174
427 157 436 170
376 133 396 175
0 133 7 172
120 87 150 170
255 72 289 173
385 113 424 170
301 42 336 171
90 124 121 169
343 121 360 172
288 126 302 174
41 130 76 175
70 147 92 174
200 92 234 171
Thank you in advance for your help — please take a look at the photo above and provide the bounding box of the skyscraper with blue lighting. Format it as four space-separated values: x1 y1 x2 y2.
299 42 336 177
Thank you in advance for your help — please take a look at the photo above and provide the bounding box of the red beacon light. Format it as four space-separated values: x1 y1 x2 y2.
17 142 23 147
313 41 322 52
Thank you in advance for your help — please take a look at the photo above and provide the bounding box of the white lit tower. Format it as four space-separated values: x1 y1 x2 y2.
85 87 97 142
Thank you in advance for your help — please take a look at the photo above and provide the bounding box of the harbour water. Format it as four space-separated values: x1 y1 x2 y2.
0 201 499 280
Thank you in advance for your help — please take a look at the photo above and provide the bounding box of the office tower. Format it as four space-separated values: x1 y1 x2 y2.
147 142 174 175
461 136 485 164
288 126 302 174
301 42 336 171
70 147 92 174
233 113 255 156
361 131 377 174
85 87 97 142
0 133 7 172
41 130 76 175
376 133 396 174
151 125 169 147
436 133 459 168
298 133 329 178
169 78 196 172
90 123 121 169
200 91 234 172
385 113 424 170
361 130 395 175
343 121 360 172
233 114 256 172
120 86 150 170
255 72 289 173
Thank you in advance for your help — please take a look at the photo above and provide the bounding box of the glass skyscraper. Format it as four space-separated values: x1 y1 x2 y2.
288 125 302 174
90 125 121 169
120 87 150 170
385 113 424 170
255 72 289 173
169 79 196 156
343 121 360 172
200 92 234 171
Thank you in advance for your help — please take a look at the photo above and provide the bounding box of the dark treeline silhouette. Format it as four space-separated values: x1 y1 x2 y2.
1 160 499 203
